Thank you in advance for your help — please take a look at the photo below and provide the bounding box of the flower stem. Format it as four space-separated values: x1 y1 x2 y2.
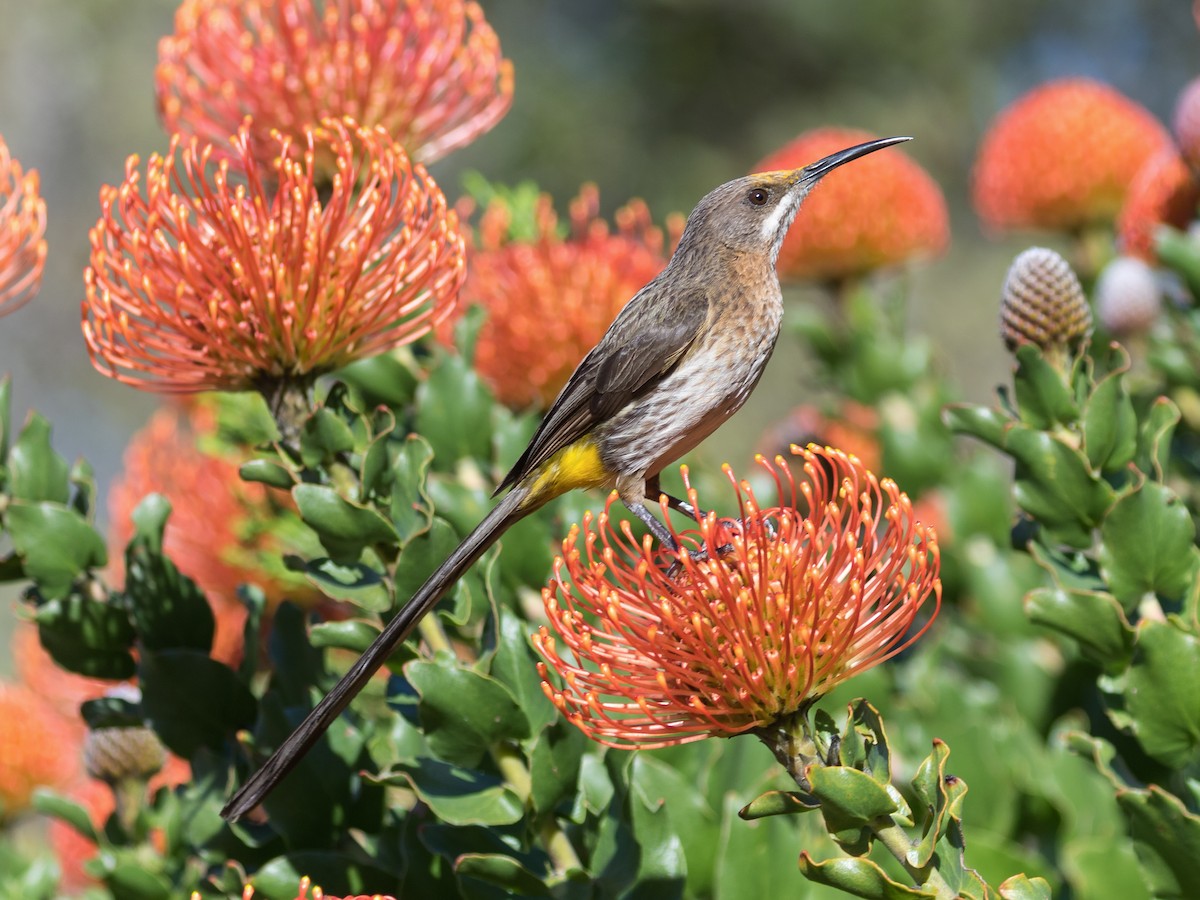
869 815 958 900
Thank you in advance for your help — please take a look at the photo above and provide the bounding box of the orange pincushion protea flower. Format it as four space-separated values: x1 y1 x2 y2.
0 135 47 317
225 877 397 900
1116 147 1200 261
82 118 464 393
156 0 513 168
535 446 941 748
0 681 79 815
973 78 1169 232
443 185 672 408
107 404 310 665
753 127 948 283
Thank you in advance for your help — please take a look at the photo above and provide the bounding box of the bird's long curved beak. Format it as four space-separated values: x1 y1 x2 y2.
797 135 913 183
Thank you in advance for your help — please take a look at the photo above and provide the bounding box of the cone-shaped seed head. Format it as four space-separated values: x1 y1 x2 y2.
83 726 166 784
1000 247 1092 352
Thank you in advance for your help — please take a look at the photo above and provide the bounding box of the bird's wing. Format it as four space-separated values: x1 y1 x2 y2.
495 289 710 493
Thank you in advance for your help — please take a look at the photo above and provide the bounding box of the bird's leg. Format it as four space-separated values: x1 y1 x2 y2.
625 501 680 553
644 474 701 522
643 475 730 567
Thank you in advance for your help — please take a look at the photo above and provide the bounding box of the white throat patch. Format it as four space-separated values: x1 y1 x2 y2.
759 192 799 242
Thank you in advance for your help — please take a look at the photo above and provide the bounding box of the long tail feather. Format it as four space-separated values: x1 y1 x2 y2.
221 486 531 820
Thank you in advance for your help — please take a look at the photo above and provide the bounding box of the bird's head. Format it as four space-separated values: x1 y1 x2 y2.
679 135 913 265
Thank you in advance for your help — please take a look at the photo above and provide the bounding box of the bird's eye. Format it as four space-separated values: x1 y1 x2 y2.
748 188 768 206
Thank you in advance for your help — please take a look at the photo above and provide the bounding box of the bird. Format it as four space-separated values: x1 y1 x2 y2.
221 134 912 820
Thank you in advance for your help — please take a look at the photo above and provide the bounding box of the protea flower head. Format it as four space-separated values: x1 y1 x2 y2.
82 118 464 395
441 184 672 409
0 681 78 816
0 135 47 317
223 878 398 900
534 446 941 749
753 127 949 283
156 0 513 169
973 78 1169 233
1116 147 1200 261
999 247 1092 361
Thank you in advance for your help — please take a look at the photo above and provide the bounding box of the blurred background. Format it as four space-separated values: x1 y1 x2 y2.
0 0 1196 641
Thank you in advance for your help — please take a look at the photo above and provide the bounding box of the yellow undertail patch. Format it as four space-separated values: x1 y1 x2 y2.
525 439 612 506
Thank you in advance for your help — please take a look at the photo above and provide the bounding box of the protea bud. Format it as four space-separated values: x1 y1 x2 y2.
1095 256 1162 337
84 723 167 834
1174 76 1200 171
83 726 166 784
1000 247 1092 364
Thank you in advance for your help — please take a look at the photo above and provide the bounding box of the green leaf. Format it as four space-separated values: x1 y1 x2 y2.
1157 225 1200 298
300 557 391 612
123 495 215 653
36 594 135 678
415 353 494 468
529 720 587 817
309 619 382 655
1082 348 1137 473
138 649 256 757
738 789 818 819
998 874 1053 900
32 789 100 843
1024 587 1134 672
103 860 172 899
69 457 96 517
845 699 892 785
390 435 435 544
911 739 961 868
239 458 295 489
1115 784 1200 899
392 516 460 607
1013 342 1078 428
942 403 1011 450
382 758 523 826
1006 428 1114 546
337 353 419 407
1123 620 1200 767
360 414 395 499
626 755 689 898
405 657 530 767
293 482 400 562
1099 482 1199 608
214 391 281 445
798 854 937 899
715 792 809 900
456 855 551 896
238 584 267 683
807 764 898 836
7 413 69 503
483 605 556 736
299 407 357 467
631 754 717 897
7 501 107 598
1136 397 1180 481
